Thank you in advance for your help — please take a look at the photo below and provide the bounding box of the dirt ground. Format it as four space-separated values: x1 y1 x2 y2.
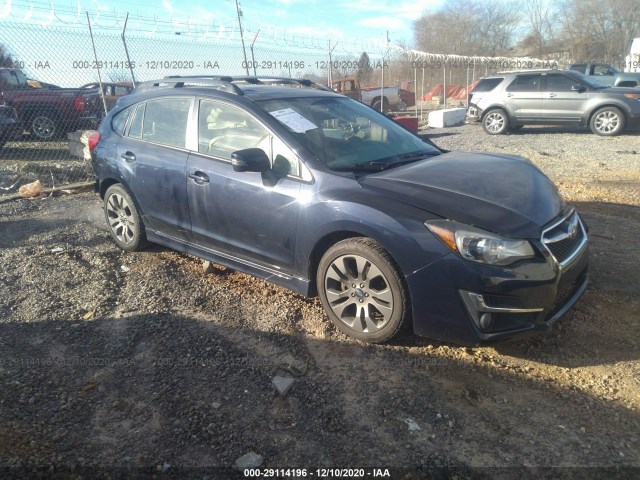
0 125 639 479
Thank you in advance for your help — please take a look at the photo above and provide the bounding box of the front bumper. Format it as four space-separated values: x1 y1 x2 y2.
407 216 589 345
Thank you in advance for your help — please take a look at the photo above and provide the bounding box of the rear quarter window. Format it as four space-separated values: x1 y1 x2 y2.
111 107 130 136
472 78 503 92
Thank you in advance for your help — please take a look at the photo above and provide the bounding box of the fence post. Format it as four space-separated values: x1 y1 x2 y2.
86 12 108 116
121 13 137 87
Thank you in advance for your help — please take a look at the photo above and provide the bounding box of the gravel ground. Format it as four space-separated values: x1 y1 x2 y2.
0 124 639 479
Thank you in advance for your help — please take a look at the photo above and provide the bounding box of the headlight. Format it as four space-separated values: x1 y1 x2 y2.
425 220 535 266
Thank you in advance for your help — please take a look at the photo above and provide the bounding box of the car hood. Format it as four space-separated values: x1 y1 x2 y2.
358 151 564 238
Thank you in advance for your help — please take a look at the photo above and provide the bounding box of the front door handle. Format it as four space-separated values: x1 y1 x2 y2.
547 93 557 98
121 151 136 162
189 171 210 184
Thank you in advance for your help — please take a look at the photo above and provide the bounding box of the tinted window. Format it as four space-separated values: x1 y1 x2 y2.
506 74 542 92
0 70 26 89
142 98 191 148
128 103 144 139
111 107 130 136
545 74 578 92
472 78 503 92
569 64 587 73
198 99 269 159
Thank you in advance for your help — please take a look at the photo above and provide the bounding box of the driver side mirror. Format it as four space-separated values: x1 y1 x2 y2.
231 148 270 173
571 84 585 93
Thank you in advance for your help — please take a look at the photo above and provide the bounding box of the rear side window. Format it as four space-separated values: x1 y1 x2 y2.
128 103 145 139
111 107 130 136
472 78 503 92
506 74 542 92
142 98 191 148
569 64 587 73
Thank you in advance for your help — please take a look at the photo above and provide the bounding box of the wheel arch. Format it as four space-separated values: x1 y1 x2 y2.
99 178 148 226
586 103 629 126
307 230 365 296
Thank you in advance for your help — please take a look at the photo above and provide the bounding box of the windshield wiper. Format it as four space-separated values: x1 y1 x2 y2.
352 161 389 172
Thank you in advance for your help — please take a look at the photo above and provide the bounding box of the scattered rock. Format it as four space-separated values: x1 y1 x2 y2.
404 419 421 432
235 452 263 470
272 376 295 396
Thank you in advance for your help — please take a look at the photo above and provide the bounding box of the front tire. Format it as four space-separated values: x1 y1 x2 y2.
104 184 148 251
317 238 410 343
590 107 625 136
482 109 510 135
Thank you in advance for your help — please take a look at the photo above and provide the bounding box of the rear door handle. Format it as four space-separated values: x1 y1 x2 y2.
121 151 136 162
547 93 557 98
189 171 210 184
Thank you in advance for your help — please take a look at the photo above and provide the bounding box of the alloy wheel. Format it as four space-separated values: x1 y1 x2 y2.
324 254 394 333
594 111 620 134
106 193 136 245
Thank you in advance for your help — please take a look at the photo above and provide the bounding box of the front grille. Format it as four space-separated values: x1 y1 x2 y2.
542 211 587 266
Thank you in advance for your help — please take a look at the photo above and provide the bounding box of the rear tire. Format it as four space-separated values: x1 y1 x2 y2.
372 99 389 114
317 238 410 343
482 109 510 135
590 106 625 136
397 99 408 112
30 113 60 141
104 184 148 251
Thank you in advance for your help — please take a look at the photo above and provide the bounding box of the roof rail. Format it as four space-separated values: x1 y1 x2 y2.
133 77 244 95
133 75 332 95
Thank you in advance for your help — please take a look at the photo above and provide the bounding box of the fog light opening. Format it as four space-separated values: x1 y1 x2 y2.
479 313 494 330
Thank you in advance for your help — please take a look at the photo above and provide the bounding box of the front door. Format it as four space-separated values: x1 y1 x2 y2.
186 98 303 273
542 73 589 124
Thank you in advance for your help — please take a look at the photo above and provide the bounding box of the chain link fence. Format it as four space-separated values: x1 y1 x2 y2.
0 13 554 197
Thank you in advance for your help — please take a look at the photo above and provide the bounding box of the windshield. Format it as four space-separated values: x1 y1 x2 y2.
256 96 440 171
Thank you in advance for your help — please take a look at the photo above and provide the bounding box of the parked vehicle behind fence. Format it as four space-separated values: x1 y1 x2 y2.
0 68 102 140
331 77 415 112
467 69 640 136
90 75 589 346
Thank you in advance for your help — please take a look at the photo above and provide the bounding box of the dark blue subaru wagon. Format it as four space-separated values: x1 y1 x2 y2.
90 76 589 345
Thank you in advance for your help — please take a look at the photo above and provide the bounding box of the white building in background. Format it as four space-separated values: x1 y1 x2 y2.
626 38 640 72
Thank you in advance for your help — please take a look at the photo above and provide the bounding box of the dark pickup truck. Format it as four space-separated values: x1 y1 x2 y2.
567 63 640 88
0 68 102 140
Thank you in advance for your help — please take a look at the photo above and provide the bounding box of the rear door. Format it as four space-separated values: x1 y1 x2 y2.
504 73 543 122
542 72 589 123
117 96 194 242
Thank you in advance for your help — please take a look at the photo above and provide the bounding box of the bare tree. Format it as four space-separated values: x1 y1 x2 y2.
414 0 520 57
522 0 558 58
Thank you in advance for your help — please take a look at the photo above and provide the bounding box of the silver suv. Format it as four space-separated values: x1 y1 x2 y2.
467 69 640 136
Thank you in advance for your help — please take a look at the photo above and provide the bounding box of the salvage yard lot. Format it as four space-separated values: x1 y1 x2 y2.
0 124 639 477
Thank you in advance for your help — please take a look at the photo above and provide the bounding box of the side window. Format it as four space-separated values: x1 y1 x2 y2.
127 103 144 139
593 65 614 76
506 74 542 92
272 136 300 177
198 99 269 160
472 78 503 92
546 74 578 92
569 64 587 73
142 97 191 148
111 106 130 136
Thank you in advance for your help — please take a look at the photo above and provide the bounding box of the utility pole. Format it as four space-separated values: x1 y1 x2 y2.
235 0 250 75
